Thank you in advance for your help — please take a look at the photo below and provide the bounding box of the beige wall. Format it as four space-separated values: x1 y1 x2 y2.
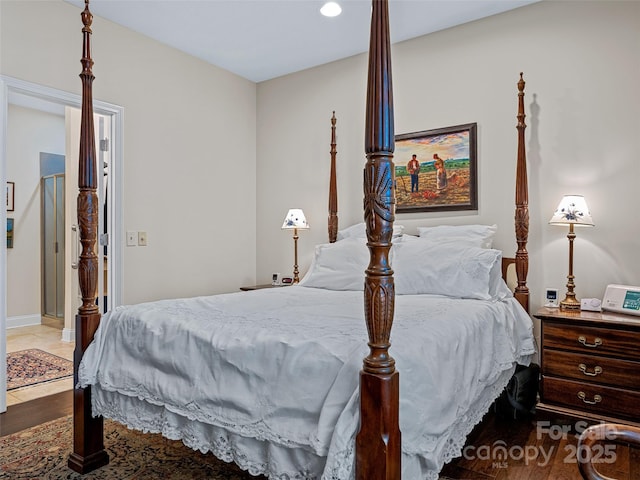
1 0 258 303
6 105 65 320
3 0 639 317
256 1 640 316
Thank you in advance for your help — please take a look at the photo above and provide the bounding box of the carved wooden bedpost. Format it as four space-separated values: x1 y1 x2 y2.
68 0 109 473
329 111 338 243
514 73 530 312
356 1 401 478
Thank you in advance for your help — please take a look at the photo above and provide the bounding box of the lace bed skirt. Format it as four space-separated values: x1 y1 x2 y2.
89 366 515 480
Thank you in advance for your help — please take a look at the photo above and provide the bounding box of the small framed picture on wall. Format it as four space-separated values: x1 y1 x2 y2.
6 181 14 212
7 218 14 248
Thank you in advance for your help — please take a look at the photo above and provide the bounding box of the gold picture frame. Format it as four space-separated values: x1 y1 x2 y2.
395 123 477 213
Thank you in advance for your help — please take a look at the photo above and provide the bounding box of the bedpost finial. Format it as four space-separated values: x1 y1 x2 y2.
82 0 93 30
331 111 336 126
518 72 525 93
81 0 94 77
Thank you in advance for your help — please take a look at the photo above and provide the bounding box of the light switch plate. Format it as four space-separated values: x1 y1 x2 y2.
126 231 137 246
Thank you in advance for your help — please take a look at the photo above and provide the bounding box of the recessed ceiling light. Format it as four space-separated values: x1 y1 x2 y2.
320 2 342 17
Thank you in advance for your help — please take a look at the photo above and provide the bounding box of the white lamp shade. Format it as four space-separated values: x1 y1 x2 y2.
549 195 594 226
281 209 309 229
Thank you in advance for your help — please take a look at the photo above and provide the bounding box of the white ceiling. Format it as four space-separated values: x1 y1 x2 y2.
66 0 537 83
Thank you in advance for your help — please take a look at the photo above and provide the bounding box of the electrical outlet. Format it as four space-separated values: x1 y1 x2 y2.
138 231 148 246
126 231 137 246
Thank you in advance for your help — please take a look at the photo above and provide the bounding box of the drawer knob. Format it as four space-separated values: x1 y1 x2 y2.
578 391 602 405
578 363 603 377
578 335 602 348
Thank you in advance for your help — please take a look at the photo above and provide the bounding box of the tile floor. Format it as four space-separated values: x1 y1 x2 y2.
5 324 75 406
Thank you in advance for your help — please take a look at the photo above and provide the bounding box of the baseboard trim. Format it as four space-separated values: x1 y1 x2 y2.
6 314 41 329
62 327 74 343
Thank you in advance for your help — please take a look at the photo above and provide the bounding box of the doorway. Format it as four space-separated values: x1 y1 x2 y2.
0 75 124 413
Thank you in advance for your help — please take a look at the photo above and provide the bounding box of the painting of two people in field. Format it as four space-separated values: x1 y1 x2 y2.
395 123 478 213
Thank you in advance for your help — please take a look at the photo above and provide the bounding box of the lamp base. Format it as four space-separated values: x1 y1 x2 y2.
560 296 581 311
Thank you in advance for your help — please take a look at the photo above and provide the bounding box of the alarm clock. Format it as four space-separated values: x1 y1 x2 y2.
281 276 294 285
544 288 559 308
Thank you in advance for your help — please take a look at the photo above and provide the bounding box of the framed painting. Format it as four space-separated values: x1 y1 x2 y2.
395 123 477 213
7 218 13 248
6 181 14 212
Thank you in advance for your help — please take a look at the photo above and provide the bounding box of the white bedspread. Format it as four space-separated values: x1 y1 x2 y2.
78 286 535 479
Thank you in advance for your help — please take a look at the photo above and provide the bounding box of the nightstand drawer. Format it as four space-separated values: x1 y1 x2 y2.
543 323 640 360
543 349 640 389
542 376 640 421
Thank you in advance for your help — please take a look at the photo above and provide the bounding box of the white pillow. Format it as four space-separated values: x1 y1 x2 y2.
299 237 368 291
337 222 404 241
392 239 505 300
416 224 497 249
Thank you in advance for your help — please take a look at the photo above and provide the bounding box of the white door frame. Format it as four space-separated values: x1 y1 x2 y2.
0 75 124 412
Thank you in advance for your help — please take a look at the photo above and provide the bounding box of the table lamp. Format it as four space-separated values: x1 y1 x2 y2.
549 195 594 311
281 209 309 284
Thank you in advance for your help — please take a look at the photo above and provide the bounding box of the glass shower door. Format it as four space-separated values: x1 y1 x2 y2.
42 174 65 323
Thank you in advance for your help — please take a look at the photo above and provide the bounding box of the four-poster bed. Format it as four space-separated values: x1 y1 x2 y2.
69 1 533 479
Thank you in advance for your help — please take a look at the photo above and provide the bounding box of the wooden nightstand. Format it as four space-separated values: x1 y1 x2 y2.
240 284 276 291
240 284 292 291
534 307 640 427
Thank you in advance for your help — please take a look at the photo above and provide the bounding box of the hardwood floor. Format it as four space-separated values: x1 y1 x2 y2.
1 395 638 479
442 410 640 480
0 390 72 437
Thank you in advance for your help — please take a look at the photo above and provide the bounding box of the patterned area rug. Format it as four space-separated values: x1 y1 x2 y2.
6 349 73 390
0 416 457 479
0 416 262 479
